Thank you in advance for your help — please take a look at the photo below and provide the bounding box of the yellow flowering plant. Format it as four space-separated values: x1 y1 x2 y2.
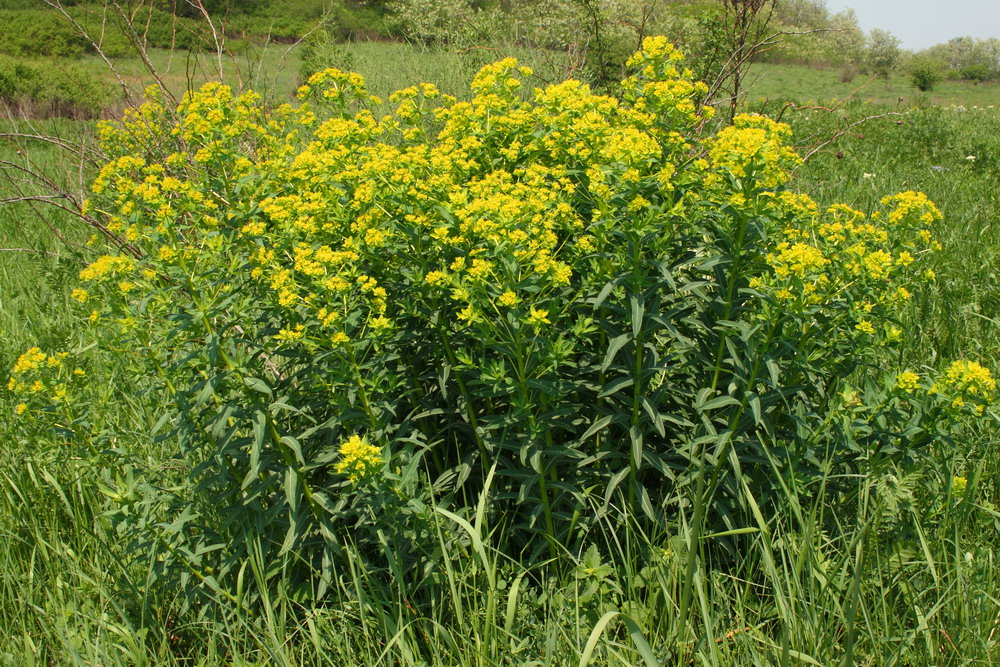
5 346 93 452
51 37 995 607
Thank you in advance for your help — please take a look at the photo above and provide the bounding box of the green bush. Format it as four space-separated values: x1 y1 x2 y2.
0 10 91 57
10 38 996 613
0 55 117 117
910 56 944 92
960 63 992 83
299 24 356 80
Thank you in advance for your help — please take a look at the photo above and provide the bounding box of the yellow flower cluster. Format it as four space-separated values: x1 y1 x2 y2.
334 435 383 483
931 360 996 413
896 370 921 392
767 242 830 279
79 255 134 283
952 476 968 496
710 114 801 189
751 186 942 346
6 347 82 415
78 39 711 347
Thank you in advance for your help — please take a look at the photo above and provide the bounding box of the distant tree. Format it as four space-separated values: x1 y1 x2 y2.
776 0 828 28
827 8 864 67
924 36 1000 81
866 28 900 77
909 54 943 91
961 63 991 83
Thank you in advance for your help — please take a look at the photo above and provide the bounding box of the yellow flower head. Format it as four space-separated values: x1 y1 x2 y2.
527 307 551 328
896 371 920 392
334 435 383 483
499 290 520 307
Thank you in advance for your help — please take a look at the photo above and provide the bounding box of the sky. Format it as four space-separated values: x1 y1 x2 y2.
825 0 1000 51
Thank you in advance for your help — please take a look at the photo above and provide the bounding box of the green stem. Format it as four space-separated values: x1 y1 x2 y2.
435 323 490 472
347 343 380 432
629 233 644 501
513 323 558 559
677 207 770 641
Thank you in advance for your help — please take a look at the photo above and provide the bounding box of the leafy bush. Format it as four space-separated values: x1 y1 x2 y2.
910 56 944 92
9 38 996 610
0 55 118 117
299 22 356 80
960 63 992 83
865 28 901 76
0 10 92 57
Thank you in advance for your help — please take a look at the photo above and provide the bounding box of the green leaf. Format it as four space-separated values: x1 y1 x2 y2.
284 467 299 514
242 409 267 490
748 393 762 426
578 415 615 445
602 333 630 373
700 395 741 412
578 611 658 667
599 375 634 398
281 435 305 466
641 397 665 437
592 279 618 309
630 295 645 339
243 376 273 399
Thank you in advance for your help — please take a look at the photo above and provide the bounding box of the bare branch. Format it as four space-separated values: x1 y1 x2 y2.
0 247 68 259
42 0 133 104
796 111 904 164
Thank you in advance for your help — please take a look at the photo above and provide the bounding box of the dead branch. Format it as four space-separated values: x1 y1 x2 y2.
0 248 66 258
796 111 904 165
42 0 133 105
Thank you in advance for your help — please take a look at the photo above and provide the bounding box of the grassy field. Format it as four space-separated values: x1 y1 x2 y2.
9 38 1000 114
2 38 1000 665
747 61 1000 108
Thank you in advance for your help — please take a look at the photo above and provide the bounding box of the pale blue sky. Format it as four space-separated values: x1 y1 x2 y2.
826 0 1000 51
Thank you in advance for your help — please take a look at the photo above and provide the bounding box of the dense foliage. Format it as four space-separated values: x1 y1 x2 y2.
0 54 116 117
7 39 995 626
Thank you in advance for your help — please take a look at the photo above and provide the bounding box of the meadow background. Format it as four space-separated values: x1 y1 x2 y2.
1 0 999 664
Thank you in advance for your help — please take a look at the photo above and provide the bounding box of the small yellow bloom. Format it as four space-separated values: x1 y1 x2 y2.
275 325 304 342
527 307 550 327
499 290 520 307
369 316 393 332
334 435 383 483
896 371 920 392
457 304 479 323
425 270 448 286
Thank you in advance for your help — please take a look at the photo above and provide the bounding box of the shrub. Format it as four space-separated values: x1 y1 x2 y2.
910 56 944 92
866 28 901 76
0 10 91 58
12 37 995 608
960 63 991 83
298 23 356 80
0 55 118 117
